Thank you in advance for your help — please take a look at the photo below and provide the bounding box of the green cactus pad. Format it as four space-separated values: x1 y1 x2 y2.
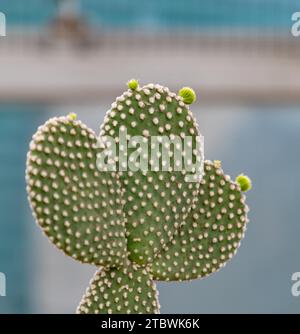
77 263 160 314
151 160 250 281
26 115 127 267
99 83 204 265
25 81 252 315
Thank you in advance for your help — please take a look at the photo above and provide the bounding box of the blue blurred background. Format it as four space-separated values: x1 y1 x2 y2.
0 0 300 313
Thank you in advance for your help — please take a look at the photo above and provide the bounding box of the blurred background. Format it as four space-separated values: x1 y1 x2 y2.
0 0 300 314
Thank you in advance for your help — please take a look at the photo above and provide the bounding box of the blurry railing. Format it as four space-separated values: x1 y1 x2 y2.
1 29 299 57
0 0 300 103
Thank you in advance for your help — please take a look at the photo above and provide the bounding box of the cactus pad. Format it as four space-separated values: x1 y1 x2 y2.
151 160 250 281
26 81 252 314
77 263 160 314
99 82 204 265
26 115 128 267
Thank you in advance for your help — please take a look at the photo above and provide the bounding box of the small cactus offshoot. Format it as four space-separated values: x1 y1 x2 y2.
26 80 251 314
178 87 197 104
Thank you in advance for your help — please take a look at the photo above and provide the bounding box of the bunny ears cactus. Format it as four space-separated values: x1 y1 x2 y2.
26 80 251 314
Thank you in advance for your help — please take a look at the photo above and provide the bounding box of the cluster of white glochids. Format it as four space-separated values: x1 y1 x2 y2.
99 83 203 265
26 81 251 314
152 160 249 281
77 263 160 314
